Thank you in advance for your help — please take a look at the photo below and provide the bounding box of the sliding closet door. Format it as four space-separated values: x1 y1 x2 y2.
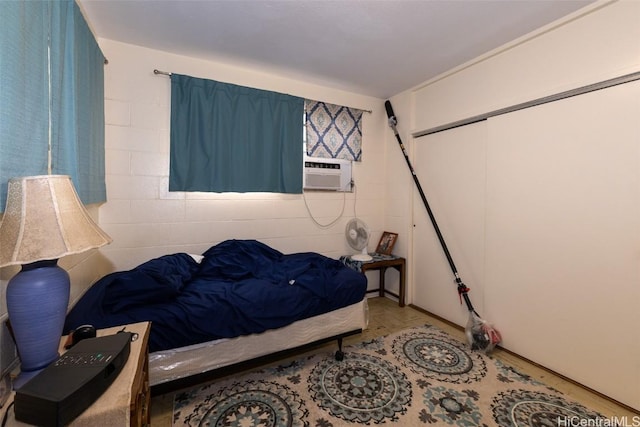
412 121 487 326
412 80 640 407
484 80 640 406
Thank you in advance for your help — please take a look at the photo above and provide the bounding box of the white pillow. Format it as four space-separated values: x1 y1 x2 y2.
188 254 204 263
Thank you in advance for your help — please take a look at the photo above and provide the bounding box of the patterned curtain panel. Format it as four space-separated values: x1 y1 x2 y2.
305 100 363 161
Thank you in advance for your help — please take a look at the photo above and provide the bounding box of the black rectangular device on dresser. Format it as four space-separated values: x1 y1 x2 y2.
14 332 131 427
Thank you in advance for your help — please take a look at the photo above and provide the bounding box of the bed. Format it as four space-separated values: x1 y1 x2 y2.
64 239 369 393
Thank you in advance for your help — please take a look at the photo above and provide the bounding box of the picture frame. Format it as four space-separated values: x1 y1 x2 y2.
375 231 398 255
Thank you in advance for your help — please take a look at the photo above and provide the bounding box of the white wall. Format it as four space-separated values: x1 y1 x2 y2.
392 0 640 409
94 39 398 299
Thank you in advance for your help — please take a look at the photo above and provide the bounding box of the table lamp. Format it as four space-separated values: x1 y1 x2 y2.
0 175 112 388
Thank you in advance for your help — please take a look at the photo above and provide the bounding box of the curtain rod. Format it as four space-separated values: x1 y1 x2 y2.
153 69 373 114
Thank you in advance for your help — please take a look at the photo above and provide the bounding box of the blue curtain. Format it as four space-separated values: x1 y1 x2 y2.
169 74 304 193
0 2 50 209
50 0 106 205
0 0 105 212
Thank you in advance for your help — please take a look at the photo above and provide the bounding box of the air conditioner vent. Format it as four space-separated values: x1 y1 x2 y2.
303 157 352 192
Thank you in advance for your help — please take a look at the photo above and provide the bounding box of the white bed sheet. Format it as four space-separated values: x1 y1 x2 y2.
149 298 369 386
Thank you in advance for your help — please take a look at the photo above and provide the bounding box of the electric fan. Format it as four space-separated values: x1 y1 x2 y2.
345 218 373 261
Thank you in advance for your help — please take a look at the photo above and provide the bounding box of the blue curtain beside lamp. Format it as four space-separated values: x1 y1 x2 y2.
0 0 108 388
0 175 111 388
0 0 107 212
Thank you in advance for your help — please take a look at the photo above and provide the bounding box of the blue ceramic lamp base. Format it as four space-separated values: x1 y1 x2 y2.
6 260 70 389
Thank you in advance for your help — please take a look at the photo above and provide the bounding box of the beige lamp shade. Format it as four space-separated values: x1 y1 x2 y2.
0 175 112 267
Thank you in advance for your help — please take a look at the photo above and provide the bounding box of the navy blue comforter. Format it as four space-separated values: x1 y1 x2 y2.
64 240 367 352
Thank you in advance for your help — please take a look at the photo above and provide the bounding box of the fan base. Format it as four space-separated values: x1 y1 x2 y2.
351 253 373 262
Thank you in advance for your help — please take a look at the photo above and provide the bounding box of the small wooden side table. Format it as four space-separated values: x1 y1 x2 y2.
340 254 406 307
2 321 151 426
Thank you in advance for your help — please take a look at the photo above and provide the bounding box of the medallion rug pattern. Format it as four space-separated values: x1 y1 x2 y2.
173 324 603 426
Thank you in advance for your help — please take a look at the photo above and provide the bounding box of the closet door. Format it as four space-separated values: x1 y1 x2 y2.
484 80 640 407
411 121 487 327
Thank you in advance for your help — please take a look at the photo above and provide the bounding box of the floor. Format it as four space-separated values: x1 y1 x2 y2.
150 297 637 425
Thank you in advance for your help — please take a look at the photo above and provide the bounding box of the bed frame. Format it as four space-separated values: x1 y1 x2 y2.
149 299 369 395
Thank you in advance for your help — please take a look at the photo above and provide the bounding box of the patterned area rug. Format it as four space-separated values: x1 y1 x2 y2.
173 324 603 426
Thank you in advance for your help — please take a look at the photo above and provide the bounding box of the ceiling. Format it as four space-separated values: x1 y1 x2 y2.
78 0 595 99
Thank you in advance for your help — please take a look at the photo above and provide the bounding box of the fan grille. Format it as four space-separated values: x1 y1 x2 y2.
345 219 370 251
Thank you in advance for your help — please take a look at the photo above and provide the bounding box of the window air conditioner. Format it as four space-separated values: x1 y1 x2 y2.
303 157 352 192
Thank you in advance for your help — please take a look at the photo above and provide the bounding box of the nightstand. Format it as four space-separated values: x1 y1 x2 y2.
1 321 151 426
340 254 406 307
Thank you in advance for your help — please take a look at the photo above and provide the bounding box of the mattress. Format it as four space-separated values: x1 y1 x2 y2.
149 298 369 387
